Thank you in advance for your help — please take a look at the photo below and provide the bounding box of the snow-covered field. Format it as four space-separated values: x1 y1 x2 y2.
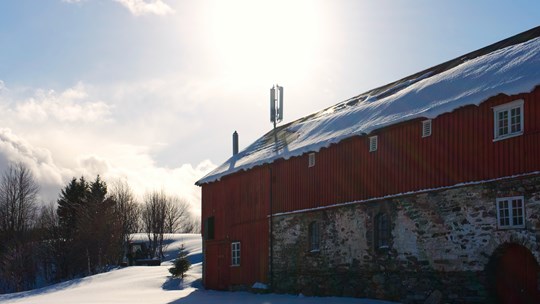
0 234 397 304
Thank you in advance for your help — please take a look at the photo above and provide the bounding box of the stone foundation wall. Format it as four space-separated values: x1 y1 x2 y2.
271 175 540 303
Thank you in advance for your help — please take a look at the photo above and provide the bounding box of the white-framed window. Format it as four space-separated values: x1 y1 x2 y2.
308 153 316 168
496 196 525 229
422 120 432 137
369 136 378 152
308 221 320 252
493 99 524 141
231 241 241 266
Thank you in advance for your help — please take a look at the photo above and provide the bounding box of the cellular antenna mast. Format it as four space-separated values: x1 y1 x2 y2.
270 84 284 130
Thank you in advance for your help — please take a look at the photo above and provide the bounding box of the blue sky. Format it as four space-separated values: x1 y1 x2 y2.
0 0 539 215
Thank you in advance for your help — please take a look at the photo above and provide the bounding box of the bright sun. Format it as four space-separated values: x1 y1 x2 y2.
208 0 328 85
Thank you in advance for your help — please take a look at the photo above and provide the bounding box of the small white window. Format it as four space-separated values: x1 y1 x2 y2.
369 136 378 152
308 153 315 168
422 120 432 137
496 196 525 229
231 242 241 266
493 100 524 141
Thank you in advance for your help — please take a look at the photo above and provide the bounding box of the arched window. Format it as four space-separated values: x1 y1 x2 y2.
374 213 390 249
308 221 320 252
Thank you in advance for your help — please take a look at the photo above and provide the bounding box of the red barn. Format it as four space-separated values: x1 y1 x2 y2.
196 27 540 303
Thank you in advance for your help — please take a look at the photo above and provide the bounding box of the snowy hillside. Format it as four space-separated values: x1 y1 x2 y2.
0 234 397 304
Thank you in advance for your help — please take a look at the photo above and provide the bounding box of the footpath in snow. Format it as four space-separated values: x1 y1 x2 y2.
0 234 398 304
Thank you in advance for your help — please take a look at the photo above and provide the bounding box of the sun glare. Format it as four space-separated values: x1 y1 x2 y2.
208 0 327 85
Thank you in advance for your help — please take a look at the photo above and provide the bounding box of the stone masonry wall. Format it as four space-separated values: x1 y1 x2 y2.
271 174 540 303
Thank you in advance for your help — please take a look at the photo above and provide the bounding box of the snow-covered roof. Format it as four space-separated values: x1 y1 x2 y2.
196 27 540 186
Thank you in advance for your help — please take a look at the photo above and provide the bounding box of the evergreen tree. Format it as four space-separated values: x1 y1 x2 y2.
54 176 123 278
89 175 107 205
81 176 121 274
169 245 191 279
57 177 89 240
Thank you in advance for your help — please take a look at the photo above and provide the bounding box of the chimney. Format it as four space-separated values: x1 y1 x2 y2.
232 131 239 156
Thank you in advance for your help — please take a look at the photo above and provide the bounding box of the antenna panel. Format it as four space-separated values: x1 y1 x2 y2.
270 87 276 123
278 86 284 122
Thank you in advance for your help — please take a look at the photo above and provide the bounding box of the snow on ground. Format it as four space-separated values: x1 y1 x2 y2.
0 234 398 304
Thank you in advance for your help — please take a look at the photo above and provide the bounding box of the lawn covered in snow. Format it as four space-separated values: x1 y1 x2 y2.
0 234 397 304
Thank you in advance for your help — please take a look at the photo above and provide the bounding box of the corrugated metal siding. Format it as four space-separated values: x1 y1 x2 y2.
269 88 540 213
202 167 270 289
201 87 540 289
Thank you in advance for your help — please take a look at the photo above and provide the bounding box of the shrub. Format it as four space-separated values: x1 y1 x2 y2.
169 245 190 278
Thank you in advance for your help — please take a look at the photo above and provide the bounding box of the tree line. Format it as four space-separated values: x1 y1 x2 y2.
0 162 199 293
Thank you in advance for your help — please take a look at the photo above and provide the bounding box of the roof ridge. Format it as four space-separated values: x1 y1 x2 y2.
348 26 540 104
196 26 540 186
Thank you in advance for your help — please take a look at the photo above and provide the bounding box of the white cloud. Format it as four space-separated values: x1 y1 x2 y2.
0 128 68 201
78 155 111 176
0 80 216 216
114 0 174 16
62 0 174 16
0 127 215 216
13 83 112 123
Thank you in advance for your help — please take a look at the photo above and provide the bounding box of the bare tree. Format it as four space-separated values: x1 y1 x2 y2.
109 180 140 246
35 202 61 283
0 241 38 292
36 202 60 232
0 163 39 239
182 217 201 234
0 163 40 292
164 197 190 233
141 190 167 258
142 191 200 258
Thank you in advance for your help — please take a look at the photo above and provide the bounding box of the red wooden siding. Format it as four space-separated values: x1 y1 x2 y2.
201 87 540 289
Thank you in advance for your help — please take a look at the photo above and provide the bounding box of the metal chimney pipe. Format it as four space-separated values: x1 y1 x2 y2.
233 131 239 156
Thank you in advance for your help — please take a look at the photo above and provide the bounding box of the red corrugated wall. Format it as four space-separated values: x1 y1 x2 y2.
202 166 270 289
270 88 540 213
201 87 540 289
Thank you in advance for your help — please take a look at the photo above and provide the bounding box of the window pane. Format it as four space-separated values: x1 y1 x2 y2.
422 120 432 137
231 242 241 266
511 199 524 226
369 136 378 152
498 200 510 227
498 111 509 136
498 197 525 228
510 107 522 133
376 213 390 248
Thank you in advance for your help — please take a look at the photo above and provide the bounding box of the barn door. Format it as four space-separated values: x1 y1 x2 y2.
217 243 228 290
204 243 218 289
490 244 539 303
205 242 229 290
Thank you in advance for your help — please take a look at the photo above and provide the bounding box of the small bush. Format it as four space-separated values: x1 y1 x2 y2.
169 245 190 278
